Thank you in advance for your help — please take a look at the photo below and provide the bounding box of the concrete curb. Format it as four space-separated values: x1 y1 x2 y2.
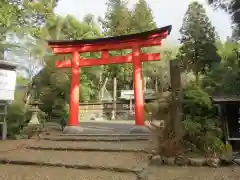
42 137 148 142
27 146 148 153
80 120 152 124
0 159 141 174
63 126 84 134
58 134 150 136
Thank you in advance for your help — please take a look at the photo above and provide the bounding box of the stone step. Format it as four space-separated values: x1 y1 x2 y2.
27 139 149 152
0 149 148 170
0 164 137 180
41 134 149 142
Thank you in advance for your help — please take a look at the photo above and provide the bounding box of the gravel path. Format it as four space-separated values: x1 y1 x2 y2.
0 149 148 169
0 140 30 152
0 165 137 180
29 140 148 151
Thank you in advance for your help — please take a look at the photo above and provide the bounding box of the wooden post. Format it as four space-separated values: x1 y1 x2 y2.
169 59 183 141
144 77 147 91
0 101 8 140
155 77 158 93
111 77 117 120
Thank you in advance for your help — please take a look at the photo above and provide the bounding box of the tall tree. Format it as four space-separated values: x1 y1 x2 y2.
23 0 59 37
203 42 240 95
231 26 240 41
178 1 220 84
99 0 132 36
98 0 133 90
0 0 25 59
33 15 103 121
131 0 162 92
99 0 133 119
131 0 157 33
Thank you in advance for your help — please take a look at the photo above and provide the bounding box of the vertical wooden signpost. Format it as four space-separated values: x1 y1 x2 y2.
0 101 8 140
169 59 183 142
48 25 172 134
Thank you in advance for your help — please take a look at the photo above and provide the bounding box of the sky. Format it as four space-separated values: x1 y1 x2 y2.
55 0 233 45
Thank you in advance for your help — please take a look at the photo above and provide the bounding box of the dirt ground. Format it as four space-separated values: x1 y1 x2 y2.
1 164 240 180
0 140 30 153
0 165 137 180
147 166 240 180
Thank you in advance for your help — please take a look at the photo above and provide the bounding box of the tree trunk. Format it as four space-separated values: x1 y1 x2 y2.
111 77 117 120
99 72 102 100
100 76 109 100
155 78 158 93
195 71 199 85
0 35 5 60
144 77 147 91
159 81 163 94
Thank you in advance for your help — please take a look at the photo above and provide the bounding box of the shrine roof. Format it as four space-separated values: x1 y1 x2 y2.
48 25 172 46
0 60 17 70
212 96 240 103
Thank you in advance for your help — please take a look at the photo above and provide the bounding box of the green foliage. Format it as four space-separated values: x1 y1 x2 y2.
6 101 25 138
203 42 240 95
182 83 224 155
99 0 160 92
32 15 102 121
178 1 220 84
98 0 133 91
34 58 69 119
23 0 59 37
183 116 224 155
131 0 157 33
183 82 213 117
99 0 132 36
0 0 60 59
0 0 25 59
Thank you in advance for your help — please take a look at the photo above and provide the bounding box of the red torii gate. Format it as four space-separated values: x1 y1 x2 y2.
48 25 172 133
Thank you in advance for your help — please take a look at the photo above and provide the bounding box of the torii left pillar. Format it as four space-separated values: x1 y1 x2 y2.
63 51 83 133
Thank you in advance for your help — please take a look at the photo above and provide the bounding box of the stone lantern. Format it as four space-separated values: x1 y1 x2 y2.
28 84 41 125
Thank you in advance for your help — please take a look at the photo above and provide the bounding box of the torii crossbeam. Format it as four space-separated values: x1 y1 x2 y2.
48 25 172 133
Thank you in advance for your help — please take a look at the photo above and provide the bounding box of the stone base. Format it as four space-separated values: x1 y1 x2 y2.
130 126 151 134
63 126 83 134
28 112 40 125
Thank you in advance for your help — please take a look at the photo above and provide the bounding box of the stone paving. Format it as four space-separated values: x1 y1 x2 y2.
0 165 137 180
0 134 149 180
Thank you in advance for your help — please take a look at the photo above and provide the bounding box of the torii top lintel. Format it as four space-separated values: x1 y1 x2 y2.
48 25 172 54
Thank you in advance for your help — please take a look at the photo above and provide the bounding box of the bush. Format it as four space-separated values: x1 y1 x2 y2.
183 82 214 118
182 83 225 156
183 116 224 155
6 101 26 138
5 99 49 139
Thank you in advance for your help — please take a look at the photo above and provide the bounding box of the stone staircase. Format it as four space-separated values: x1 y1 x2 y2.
2 133 240 180
0 133 151 180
